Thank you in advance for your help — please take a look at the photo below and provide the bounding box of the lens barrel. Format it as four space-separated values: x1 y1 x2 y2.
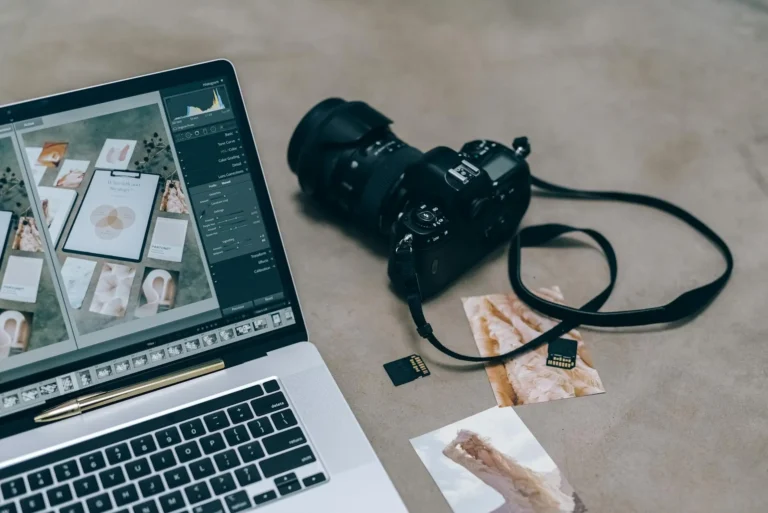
287 98 423 235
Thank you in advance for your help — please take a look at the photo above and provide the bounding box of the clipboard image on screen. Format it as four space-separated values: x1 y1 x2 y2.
63 170 160 262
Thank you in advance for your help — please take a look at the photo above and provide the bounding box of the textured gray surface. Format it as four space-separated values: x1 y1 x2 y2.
1 1 767 511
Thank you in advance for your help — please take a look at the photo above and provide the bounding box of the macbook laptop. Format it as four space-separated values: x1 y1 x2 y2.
0 60 406 513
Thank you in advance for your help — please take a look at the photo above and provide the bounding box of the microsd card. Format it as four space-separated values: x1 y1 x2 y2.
546 339 578 369
384 354 430 386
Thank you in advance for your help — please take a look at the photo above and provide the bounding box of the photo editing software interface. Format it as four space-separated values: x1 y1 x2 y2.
0 78 295 417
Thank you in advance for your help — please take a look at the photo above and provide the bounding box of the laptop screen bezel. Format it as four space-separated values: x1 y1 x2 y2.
0 59 309 430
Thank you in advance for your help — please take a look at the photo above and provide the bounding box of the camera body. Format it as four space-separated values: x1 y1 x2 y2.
389 140 531 297
287 98 531 299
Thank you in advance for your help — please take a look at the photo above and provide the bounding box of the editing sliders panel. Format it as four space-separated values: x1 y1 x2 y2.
164 89 284 315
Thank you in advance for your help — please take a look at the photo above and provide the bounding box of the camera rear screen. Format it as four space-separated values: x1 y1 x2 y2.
484 153 517 181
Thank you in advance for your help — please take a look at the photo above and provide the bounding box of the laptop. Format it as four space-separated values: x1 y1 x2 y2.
0 60 406 513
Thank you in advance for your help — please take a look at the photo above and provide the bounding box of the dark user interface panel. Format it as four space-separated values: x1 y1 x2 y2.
161 80 284 316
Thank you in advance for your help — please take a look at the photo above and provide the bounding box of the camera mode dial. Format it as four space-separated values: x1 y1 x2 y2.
411 204 447 230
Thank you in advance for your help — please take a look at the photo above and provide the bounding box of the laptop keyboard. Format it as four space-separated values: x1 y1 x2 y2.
0 379 327 513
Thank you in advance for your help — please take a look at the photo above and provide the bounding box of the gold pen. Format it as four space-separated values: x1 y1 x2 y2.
35 359 225 423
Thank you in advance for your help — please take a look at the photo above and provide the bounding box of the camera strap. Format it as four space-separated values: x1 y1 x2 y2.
394 175 734 364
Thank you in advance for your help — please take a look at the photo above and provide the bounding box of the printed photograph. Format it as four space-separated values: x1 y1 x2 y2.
462 288 605 407
38 186 77 245
411 407 587 513
0 256 43 303
160 180 189 214
89 263 136 318
95 139 136 170
12 217 43 252
37 142 68 168
60 257 97 309
55 159 90 188
0 310 33 361
135 268 178 318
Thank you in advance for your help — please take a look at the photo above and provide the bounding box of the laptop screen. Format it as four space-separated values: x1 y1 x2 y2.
0 62 303 419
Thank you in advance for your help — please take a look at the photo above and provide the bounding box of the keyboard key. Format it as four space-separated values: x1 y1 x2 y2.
262 380 279 394
273 474 297 487
262 427 306 455
154 427 181 449
54 461 80 482
189 459 215 481
99 467 126 489
125 459 151 481
19 494 44 513
1 478 26 499
199 434 225 455
302 472 327 487
191 500 224 513
74 475 99 498
245 418 273 439
277 480 301 497
252 490 276 505
212 451 239 472
130 437 157 457
174 442 201 464
271 410 297 431
223 492 250 513
85 493 112 513
259 445 316 478
225 405 252 424
60 504 84 513
46 484 73 506
0 503 16 513
80 453 107 473
157 491 184 513
179 420 205 441
113 484 139 507
233 465 260 487
222 426 249 447
203 412 229 432
131 501 158 513
149 450 176 472
138 476 164 498
237 441 264 464
250 393 287 417
162 468 190 489
208 474 234 496
105 444 131 466
28 469 53 490
183 483 211 505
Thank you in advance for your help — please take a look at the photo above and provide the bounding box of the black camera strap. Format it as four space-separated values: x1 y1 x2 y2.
395 175 733 364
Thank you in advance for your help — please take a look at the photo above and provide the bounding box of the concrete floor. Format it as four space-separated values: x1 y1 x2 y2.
1 1 767 511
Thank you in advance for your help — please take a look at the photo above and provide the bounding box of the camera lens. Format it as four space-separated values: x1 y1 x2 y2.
287 98 423 235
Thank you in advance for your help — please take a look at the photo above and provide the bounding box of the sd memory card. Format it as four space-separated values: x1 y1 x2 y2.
546 339 578 369
384 354 430 386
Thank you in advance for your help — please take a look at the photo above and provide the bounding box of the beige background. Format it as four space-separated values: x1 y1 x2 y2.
1 1 767 512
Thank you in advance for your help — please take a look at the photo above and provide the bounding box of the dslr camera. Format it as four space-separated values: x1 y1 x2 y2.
287 99 532 298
